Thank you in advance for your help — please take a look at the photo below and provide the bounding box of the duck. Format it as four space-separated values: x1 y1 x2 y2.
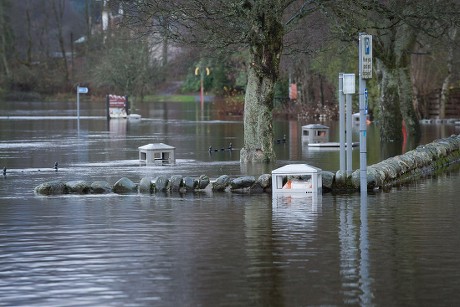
54 162 58 171
276 135 287 144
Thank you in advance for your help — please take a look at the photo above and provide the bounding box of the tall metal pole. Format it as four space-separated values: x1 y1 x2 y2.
200 69 204 108
359 33 372 194
339 73 345 174
76 85 80 133
346 92 353 176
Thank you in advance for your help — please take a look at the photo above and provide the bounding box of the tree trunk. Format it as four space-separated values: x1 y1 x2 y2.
0 0 11 78
374 22 419 143
398 66 420 139
26 1 32 65
376 60 403 142
84 0 92 42
439 27 457 119
240 1 283 163
52 0 70 84
241 62 276 163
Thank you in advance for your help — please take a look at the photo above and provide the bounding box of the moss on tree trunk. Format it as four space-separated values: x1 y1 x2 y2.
377 61 403 142
240 1 283 163
241 64 276 163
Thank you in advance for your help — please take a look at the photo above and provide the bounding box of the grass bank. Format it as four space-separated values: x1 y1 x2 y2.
142 95 197 103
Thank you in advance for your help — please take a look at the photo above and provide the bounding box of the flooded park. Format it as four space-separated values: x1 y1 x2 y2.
1 98 460 306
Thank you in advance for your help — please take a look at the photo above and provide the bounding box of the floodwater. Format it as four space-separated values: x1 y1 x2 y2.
1 98 460 306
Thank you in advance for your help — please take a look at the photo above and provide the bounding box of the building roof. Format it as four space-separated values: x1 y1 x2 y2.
272 164 322 174
302 124 329 130
138 143 175 150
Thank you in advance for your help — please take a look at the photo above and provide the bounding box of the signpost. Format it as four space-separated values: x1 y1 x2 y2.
195 66 210 109
343 73 355 176
76 85 89 133
361 35 372 79
78 87 89 94
359 33 372 194
338 73 355 176
338 73 345 175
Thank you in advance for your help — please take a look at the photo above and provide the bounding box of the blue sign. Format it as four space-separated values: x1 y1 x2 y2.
78 87 89 94
364 37 370 55
361 34 372 79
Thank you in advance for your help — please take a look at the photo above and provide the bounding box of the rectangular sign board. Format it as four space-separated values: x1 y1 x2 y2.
360 34 372 79
342 73 356 94
78 87 89 94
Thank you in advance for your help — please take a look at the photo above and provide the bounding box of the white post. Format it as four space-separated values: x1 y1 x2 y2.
359 33 372 194
346 92 353 176
343 73 356 177
339 73 345 174
76 85 80 133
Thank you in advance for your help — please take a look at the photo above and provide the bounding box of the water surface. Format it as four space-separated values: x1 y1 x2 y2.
1 99 460 306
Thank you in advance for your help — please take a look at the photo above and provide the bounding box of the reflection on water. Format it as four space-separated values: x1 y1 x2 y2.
1 99 460 305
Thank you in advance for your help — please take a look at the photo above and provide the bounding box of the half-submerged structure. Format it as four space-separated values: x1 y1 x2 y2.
272 164 322 194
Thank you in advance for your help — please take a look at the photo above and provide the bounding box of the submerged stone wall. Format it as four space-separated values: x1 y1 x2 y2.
34 174 274 196
34 134 460 196
347 134 460 191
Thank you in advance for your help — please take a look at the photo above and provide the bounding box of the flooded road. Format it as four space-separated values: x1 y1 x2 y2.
1 98 460 306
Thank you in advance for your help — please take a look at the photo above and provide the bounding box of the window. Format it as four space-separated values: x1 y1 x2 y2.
279 175 313 190
317 130 327 137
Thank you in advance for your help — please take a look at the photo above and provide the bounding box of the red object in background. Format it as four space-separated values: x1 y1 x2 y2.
289 83 298 100
109 95 126 108
402 119 407 153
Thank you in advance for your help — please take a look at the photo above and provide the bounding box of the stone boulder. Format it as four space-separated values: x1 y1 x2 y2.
197 175 210 190
34 180 67 195
138 177 153 194
212 175 231 191
91 181 112 194
66 180 91 194
257 174 272 189
169 175 183 191
183 176 198 191
249 181 265 193
153 176 170 192
112 177 137 194
230 176 255 190
321 171 335 191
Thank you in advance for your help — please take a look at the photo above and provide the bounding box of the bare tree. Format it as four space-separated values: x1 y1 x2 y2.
0 0 14 80
52 0 70 84
121 0 334 163
439 22 458 119
89 28 160 101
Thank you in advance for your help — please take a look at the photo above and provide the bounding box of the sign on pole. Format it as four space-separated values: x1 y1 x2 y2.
78 87 89 94
359 33 372 194
360 35 372 79
76 86 88 134
342 74 355 94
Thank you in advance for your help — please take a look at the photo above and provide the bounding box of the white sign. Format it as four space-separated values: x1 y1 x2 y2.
343 74 355 94
78 87 89 94
360 34 372 79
